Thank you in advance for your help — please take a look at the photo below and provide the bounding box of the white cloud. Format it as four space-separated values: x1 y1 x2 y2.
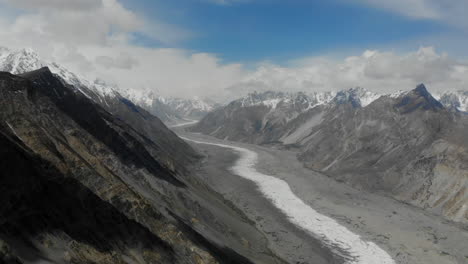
353 0 468 28
230 47 468 97
76 46 245 100
203 0 249 5
0 0 466 102
0 0 245 100
0 0 101 10
0 0 143 47
95 53 139 70
355 0 439 19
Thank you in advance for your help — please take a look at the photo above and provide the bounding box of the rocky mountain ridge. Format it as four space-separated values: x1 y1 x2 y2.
0 47 217 124
192 85 468 223
0 66 286 263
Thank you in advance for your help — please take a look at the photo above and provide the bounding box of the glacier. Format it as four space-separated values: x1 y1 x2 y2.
182 137 395 264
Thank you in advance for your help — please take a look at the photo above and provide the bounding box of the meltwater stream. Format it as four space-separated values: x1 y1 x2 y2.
183 137 395 264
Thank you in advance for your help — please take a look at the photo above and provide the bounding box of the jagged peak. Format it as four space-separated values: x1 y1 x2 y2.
333 87 381 107
410 84 441 104
4 47 40 61
0 47 45 75
437 90 468 112
395 84 444 113
414 83 430 96
389 90 408 98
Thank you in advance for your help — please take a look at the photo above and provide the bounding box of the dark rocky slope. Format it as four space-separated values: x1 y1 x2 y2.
295 85 468 222
0 69 286 264
192 91 319 144
192 85 468 223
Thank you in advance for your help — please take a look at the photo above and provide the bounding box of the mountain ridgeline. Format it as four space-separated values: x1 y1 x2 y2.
0 67 289 263
0 47 216 125
191 86 468 223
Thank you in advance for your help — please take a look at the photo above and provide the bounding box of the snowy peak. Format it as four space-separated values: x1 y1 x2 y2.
155 96 218 119
233 90 331 111
437 90 468 112
231 88 381 112
308 91 336 106
0 47 118 100
164 97 216 113
0 47 216 123
234 91 286 109
333 87 381 108
0 47 46 74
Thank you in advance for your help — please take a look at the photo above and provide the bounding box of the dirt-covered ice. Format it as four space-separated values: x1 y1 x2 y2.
183 137 395 264
178 129 468 264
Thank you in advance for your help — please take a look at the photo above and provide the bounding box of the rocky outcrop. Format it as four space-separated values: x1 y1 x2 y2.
0 69 286 264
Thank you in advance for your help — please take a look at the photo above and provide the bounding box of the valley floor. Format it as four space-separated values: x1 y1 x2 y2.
176 127 468 264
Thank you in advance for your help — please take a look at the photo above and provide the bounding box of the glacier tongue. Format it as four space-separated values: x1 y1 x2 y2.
183 137 396 264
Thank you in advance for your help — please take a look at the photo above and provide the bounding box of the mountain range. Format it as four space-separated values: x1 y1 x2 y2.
191 86 468 224
0 47 217 124
0 51 286 263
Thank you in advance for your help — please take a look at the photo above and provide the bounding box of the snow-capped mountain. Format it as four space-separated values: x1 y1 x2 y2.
436 91 468 112
232 90 336 111
333 87 381 107
191 88 376 143
157 97 218 120
0 47 119 102
0 48 44 74
228 87 378 112
0 47 216 123
192 84 468 224
119 87 218 122
234 91 309 109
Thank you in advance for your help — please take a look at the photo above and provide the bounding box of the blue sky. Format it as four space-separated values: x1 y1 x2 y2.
123 0 461 64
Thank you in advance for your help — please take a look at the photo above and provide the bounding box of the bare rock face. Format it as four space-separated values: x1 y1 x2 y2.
296 85 467 223
191 91 330 144
194 85 468 223
0 69 285 264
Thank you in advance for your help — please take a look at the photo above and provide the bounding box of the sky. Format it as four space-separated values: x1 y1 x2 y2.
0 0 467 101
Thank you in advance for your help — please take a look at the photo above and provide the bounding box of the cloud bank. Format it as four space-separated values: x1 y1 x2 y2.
0 0 466 102
231 47 468 97
0 0 245 100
